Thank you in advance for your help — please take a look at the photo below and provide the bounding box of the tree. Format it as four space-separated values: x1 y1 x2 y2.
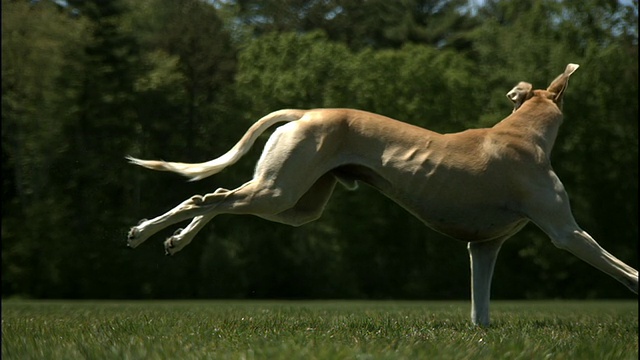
233 0 477 50
2 0 90 297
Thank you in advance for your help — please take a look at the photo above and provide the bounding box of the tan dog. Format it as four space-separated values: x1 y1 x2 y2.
126 64 638 326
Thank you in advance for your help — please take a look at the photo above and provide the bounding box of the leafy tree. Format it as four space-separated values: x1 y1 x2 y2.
233 0 477 50
235 31 352 112
2 0 90 297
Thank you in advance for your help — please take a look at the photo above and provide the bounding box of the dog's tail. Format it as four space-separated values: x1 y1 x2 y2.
126 109 306 181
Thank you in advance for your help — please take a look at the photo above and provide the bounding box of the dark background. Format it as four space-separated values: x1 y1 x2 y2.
2 0 638 300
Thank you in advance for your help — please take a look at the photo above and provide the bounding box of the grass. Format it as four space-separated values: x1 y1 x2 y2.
1 300 637 359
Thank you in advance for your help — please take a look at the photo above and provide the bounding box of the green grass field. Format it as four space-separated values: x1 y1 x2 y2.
2 300 637 359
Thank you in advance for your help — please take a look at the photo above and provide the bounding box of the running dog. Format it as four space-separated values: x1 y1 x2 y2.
126 64 638 326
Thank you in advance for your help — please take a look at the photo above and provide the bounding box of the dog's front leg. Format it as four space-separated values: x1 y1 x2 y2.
467 237 507 326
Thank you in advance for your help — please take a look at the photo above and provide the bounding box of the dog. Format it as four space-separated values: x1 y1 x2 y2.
126 63 638 326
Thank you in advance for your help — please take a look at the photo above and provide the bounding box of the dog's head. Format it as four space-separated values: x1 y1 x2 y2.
507 63 579 112
506 82 533 113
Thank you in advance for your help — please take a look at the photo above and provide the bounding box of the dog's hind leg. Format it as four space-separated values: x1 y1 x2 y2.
259 173 338 226
163 174 338 255
128 197 212 249
131 168 336 254
164 175 338 254
127 185 244 249
131 123 345 253
163 188 232 255
164 214 216 255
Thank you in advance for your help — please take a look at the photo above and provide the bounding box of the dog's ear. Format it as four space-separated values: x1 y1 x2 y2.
506 82 533 112
546 63 579 108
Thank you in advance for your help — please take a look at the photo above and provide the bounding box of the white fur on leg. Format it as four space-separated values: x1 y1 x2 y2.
549 229 639 294
468 238 508 326
164 214 216 256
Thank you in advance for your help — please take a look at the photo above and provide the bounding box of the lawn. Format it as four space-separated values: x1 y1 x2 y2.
2 300 637 359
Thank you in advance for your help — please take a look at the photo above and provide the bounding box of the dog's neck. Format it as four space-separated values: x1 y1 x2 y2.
493 95 564 156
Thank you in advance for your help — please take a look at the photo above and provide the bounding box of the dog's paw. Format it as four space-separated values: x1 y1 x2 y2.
164 236 178 256
127 219 148 248
164 228 190 256
127 227 139 245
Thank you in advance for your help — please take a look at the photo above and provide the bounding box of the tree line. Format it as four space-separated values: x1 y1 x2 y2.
2 0 637 300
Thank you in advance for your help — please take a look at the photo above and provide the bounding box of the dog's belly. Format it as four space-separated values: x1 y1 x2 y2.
331 164 527 241
421 211 528 242
392 195 528 241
